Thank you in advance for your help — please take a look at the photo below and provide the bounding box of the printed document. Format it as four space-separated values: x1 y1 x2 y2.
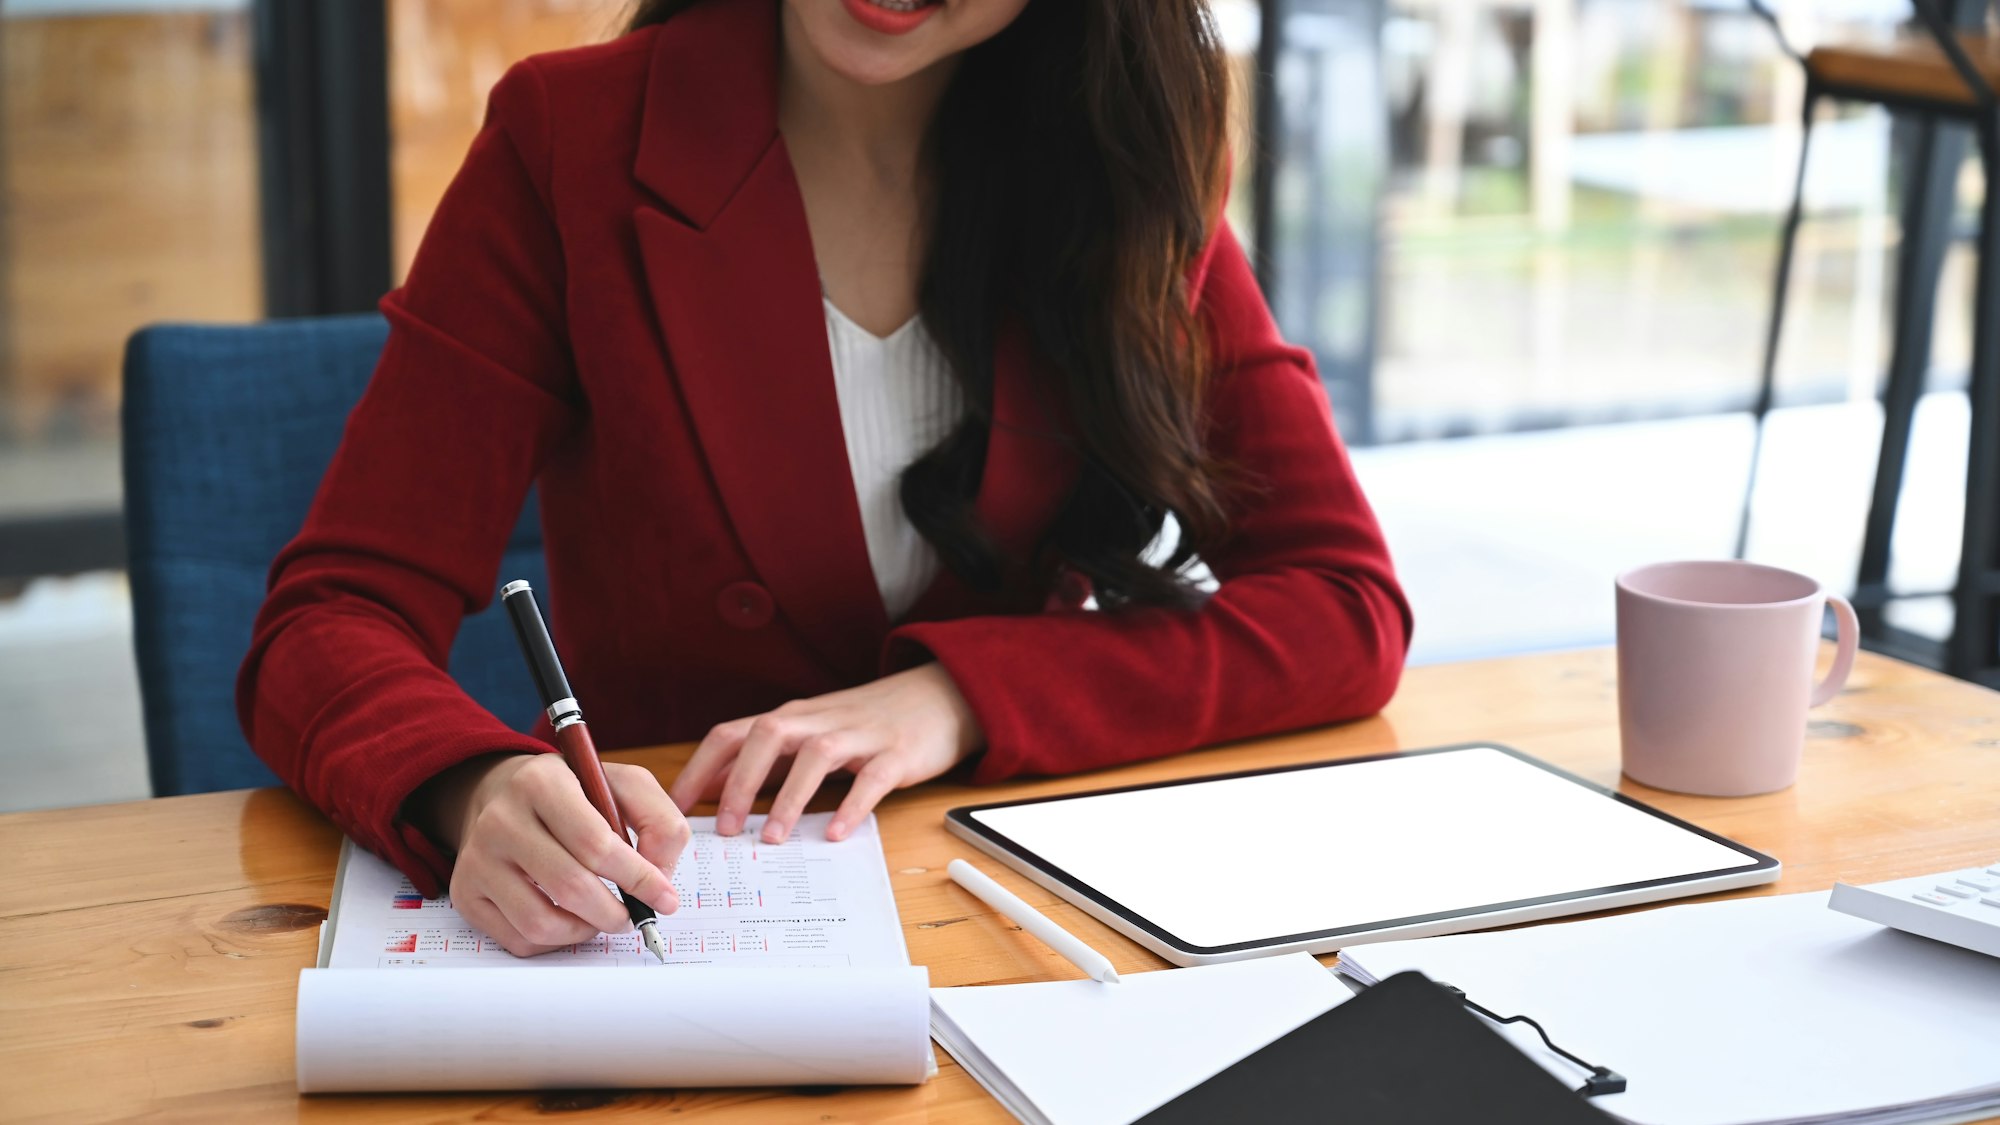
296 813 931 1092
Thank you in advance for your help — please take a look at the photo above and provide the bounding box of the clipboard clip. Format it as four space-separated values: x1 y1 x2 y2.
1434 982 1629 1098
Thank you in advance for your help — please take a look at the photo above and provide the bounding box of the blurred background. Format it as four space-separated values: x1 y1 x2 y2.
0 0 1979 809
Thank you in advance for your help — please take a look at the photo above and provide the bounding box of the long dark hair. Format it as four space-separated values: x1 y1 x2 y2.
629 0 1231 608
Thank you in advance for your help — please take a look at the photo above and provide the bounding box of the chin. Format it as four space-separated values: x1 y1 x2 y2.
815 36 938 87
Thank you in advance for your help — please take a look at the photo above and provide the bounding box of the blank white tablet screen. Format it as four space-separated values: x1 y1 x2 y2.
966 746 1757 950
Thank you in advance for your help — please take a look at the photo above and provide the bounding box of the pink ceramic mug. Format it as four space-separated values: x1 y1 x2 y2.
1616 560 1858 797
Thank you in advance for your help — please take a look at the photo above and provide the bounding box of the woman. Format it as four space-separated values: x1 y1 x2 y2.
238 0 1411 958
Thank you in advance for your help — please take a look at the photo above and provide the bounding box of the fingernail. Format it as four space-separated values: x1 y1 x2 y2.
762 823 784 844
826 820 847 841
718 813 740 835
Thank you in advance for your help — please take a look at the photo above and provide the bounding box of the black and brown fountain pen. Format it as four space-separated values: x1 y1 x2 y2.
500 579 670 964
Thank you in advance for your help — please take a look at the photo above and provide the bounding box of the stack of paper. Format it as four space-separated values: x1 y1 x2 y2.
930 952 1352 1125
1337 892 2000 1125
297 813 934 1091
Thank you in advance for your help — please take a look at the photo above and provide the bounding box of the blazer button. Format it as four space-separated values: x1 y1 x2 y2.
717 581 774 629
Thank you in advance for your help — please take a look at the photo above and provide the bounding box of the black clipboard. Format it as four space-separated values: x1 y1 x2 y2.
1137 971 1619 1124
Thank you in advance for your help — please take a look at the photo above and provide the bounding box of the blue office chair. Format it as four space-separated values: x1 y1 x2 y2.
122 314 547 796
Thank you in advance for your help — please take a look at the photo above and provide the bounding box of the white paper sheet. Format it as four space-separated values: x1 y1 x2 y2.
1338 892 2000 1125
297 965 932 1091
323 812 908 969
930 952 1352 1125
299 813 931 1091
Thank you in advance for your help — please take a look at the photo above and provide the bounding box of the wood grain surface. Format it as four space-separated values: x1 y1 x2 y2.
2 647 1996 1123
1810 33 2000 110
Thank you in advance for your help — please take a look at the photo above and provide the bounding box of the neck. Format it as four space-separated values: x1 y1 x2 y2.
776 7 958 185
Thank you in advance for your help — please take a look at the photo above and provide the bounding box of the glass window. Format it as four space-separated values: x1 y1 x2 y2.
388 0 624 281
1 4 260 526
1373 0 1917 440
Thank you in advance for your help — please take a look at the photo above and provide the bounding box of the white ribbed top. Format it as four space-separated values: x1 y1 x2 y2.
824 297 965 621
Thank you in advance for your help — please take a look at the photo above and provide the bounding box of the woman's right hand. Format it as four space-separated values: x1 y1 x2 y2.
414 752 692 957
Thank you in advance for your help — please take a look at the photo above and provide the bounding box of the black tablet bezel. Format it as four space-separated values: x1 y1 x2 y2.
945 742 1781 959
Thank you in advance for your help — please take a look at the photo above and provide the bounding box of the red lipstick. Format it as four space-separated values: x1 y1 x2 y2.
839 0 940 36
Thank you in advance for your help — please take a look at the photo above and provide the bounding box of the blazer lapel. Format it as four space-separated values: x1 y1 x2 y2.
978 318 1080 564
629 0 1082 669
898 318 1081 624
632 0 888 681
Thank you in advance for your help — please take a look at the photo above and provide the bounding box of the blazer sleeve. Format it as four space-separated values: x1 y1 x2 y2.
236 61 574 895
885 220 1412 781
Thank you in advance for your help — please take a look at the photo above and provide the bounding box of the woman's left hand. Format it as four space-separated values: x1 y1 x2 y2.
668 663 984 844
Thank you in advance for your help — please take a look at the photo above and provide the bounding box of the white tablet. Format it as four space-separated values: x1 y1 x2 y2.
945 743 1779 965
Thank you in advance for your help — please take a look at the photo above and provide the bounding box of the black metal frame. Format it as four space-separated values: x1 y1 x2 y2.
1749 0 2000 687
1253 0 1284 300
252 0 392 318
1247 0 1384 445
1855 110 1966 660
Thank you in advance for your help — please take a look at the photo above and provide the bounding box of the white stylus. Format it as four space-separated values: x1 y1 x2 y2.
948 858 1121 983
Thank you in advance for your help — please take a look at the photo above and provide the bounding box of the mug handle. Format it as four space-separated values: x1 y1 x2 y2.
1809 594 1860 707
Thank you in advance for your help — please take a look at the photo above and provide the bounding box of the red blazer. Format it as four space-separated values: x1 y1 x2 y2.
237 0 1412 896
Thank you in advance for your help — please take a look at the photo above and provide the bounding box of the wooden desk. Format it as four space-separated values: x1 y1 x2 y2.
3 648 1996 1123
